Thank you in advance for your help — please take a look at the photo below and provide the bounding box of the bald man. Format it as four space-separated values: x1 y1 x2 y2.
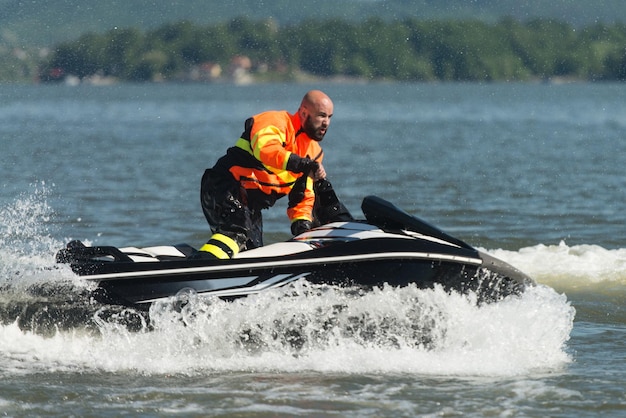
198 90 334 259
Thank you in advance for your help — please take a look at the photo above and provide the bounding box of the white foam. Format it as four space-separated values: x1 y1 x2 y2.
486 242 626 289
0 282 574 378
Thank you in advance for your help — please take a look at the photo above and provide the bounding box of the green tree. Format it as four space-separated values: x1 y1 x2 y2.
37 17 626 83
103 28 145 79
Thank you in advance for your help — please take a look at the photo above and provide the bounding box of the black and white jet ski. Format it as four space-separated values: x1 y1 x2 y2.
57 182 533 309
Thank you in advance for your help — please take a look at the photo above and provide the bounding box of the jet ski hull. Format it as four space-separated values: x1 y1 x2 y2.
57 196 534 308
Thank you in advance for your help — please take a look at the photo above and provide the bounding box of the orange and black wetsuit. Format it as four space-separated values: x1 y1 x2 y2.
199 110 323 259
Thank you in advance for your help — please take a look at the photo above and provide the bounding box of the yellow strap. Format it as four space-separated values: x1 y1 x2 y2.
211 233 240 255
291 216 312 223
198 243 228 259
198 234 240 259
235 137 253 154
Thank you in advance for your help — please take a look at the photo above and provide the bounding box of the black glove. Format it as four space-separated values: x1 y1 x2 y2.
291 219 312 236
286 154 319 174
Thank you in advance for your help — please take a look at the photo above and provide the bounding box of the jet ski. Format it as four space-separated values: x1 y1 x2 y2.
56 186 533 309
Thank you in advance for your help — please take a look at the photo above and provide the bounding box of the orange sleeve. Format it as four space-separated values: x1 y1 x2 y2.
286 141 324 222
287 176 315 222
249 112 293 170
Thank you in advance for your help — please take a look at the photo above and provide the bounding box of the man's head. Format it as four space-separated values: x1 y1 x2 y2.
298 90 333 141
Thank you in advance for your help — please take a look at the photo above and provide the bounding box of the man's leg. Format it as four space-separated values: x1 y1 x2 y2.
198 169 249 259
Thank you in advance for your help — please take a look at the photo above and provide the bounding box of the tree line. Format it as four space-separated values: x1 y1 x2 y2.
38 17 626 83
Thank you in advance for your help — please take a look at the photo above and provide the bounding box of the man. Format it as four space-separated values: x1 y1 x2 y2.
197 90 333 259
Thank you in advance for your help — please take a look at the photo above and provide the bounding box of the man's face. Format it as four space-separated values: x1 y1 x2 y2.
302 101 333 141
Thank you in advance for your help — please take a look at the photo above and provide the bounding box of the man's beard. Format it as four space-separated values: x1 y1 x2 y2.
303 116 325 141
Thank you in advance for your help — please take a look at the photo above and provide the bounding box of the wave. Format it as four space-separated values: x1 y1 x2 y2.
487 243 626 326
487 242 626 290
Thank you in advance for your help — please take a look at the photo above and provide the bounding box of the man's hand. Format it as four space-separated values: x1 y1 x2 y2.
291 219 312 235
286 154 319 175
314 162 326 180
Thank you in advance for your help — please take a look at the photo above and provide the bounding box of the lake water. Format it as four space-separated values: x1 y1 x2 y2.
1 82 624 416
